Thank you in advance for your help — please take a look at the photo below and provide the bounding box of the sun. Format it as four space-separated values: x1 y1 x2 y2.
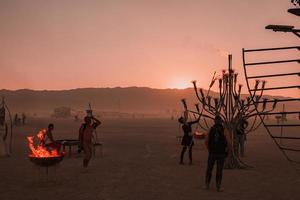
170 79 191 89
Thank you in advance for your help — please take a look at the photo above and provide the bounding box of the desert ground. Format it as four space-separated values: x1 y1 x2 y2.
0 117 299 200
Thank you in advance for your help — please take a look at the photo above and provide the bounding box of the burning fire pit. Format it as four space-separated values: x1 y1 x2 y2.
29 155 64 167
27 129 64 167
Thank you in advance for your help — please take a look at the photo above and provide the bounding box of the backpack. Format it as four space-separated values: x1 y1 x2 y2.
208 125 227 154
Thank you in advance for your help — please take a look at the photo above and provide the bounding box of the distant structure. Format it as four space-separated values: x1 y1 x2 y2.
52 107 71 118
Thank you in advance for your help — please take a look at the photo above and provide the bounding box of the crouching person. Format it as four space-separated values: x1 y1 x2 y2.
79 116 101 168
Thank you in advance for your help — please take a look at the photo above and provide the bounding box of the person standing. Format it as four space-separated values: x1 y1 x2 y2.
79 116 101 168
14 114 19 126
236 118 248 157
178 114 200 165
204 115 231 192
21 113 26 125
0 113 8 157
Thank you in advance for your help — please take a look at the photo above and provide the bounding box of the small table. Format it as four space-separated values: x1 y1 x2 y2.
57 139 80 157
57 139 103 157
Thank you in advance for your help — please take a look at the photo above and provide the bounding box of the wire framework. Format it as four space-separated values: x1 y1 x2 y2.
242 46 300 163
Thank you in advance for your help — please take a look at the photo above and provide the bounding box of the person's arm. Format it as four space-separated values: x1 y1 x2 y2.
92 116 101 129
189 116 200 125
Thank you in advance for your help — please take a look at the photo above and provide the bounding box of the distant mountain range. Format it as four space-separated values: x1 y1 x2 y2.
0 87 296 116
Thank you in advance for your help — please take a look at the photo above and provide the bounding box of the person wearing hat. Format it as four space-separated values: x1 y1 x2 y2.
178 113 200 165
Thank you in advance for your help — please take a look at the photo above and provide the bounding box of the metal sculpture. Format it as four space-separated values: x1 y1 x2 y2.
181 55 277 169
242 9 300 163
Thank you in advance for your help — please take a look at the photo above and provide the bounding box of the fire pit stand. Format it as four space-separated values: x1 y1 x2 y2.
28 155 64 181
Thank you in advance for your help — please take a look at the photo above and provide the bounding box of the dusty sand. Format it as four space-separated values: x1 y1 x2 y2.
0 118 299 200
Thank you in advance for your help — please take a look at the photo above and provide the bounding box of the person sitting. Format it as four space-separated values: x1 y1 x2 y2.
43 123 61 152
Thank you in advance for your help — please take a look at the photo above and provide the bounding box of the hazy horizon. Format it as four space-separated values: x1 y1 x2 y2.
0 0 299 97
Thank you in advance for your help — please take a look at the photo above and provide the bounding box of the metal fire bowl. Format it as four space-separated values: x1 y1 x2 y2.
29 155 64 167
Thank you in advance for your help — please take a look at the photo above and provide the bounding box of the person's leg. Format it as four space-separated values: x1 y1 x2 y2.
188 146 193 165
240 135 245 157
86 144 92 166
216 155 225 191
83 142 92 168
180 146 187 164
205 154 215 189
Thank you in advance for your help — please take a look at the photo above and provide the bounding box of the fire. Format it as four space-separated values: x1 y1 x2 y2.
27 129 60 157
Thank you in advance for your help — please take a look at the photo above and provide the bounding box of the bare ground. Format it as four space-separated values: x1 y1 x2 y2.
0 118 299 200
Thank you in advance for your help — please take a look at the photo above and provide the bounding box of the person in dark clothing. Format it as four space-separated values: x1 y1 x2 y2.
178 114 200 165
21 113 26 125
236 118 248 157
204 115 231 192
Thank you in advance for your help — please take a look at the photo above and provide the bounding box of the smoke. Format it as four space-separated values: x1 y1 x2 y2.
217 49 229 58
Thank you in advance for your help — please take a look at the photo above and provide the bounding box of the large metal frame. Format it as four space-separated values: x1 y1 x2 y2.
243 44 300 163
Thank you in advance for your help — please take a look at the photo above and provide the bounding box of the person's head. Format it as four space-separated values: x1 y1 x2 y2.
48 123 54 131
214 115 223 125
84 116 92 125
178 116 186 124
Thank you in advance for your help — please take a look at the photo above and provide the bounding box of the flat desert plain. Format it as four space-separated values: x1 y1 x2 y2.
0 118 299 200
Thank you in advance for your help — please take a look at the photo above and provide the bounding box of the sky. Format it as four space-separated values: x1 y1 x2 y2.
0 0 299 97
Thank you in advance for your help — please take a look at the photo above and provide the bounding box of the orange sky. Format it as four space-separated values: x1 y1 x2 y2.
0 0 299 97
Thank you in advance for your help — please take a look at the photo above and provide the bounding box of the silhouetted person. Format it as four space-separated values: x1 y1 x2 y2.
204 115 231 192
178 114 200 165
0 106 9 157
43 124 61 152
14 114 19 126
21 113 26 125
79 116 101 168
236 118 248 157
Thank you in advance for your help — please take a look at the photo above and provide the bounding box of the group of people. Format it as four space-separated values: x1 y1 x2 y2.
41 115 101 169
178 113 248 192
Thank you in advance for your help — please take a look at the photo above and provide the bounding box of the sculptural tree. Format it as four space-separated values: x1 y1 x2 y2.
181 55 278 169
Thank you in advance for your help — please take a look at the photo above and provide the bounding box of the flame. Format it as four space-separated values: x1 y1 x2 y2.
27 129 61 157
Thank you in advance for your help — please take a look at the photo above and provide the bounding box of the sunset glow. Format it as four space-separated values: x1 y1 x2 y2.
170 79 192 89
0 1 299 97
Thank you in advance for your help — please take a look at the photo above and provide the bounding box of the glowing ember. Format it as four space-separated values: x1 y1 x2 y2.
27 129 61 158
193 130 205 139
